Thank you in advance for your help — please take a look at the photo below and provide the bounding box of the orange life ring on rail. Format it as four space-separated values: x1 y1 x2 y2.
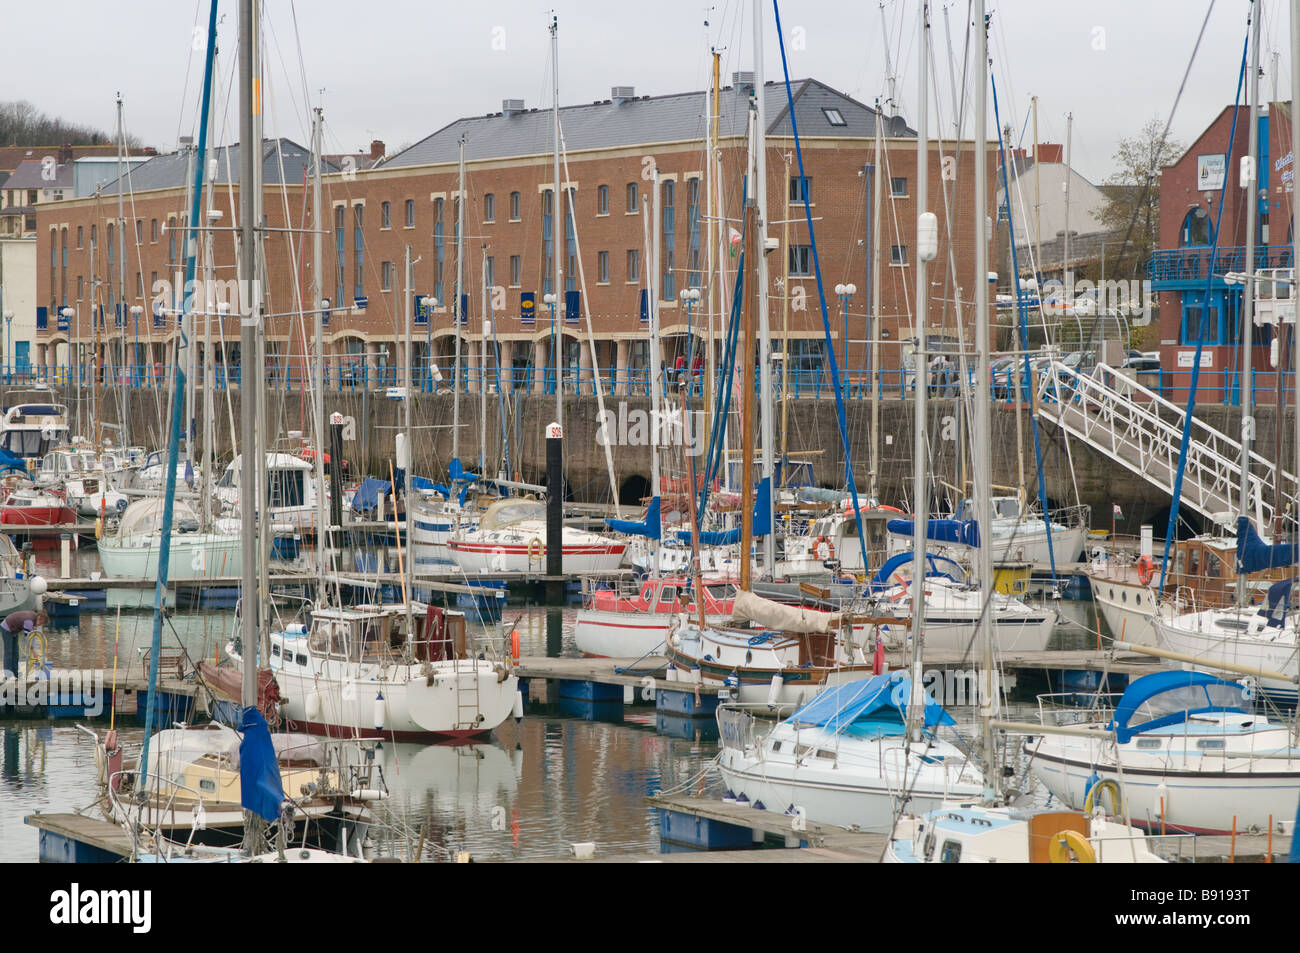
812 536 835 561
1136 555 1155 587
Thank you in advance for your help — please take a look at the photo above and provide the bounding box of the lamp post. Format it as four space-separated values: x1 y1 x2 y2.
679 287 701 392
543 291 558 395
420 296 438 392
834 283 857 399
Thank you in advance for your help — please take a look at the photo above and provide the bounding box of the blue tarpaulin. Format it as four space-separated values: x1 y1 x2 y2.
1108 671 1248 745
885 517 980 549
867 551 965 591
1236 516 1297 575
606 496 661 540
351 477 391 515
789 672 955 733
1263 578 1294 628
0 446 27 473
238 707 285 823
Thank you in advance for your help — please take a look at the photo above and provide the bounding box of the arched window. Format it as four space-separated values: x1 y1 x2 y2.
1180 207 1213 246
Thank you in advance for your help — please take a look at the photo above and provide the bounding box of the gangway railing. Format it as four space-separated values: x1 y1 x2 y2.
1035 361 1295 529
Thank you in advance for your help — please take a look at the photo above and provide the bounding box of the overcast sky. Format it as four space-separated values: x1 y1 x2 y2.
7 0 1289 184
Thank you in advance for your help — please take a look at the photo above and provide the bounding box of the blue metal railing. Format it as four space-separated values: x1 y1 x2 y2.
1147 245 1294 284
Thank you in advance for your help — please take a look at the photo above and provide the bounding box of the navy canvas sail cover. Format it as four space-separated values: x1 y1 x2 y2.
350 477 392 515
1263 577 1294 628
605 495 660 540
1236 516 1297 575
885 517 980 549
238 707 285 823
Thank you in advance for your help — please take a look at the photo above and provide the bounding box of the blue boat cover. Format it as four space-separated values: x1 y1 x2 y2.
351 477 391 514
675 477 771 545
0 446 27 473
1236 516 1297 575
789 671 955 733
238 707 285 823
606 495 661 540
448 457 480 484
885 517 980 549
867 551 965 591
1108 671 1249 745
411 475 436 493
1262 578 1294 628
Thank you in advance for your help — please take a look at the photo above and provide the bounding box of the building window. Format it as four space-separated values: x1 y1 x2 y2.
76 226 83 249
353 205 364 301
627 182 638 213
486 256 495 288
135 272 143 297
405 199 414 228
334 206 345 307
509 191 521 221
510 255 521 287
661 179 675 299
77 276 83 300
150 271 157 300
823 108 847 127
1180 207 1213 246
789 244 812 276
381 260 393 291
687 178 701 286
598 184 609 215
598 251 609 284
150 218 158 242
891 244 908 265
542 188 554 296
789 176 811 203
564 188 577 292
91 224 97 247
167 220 176 262
433 197 445 303
381 201 391 229
135 219 143 243
891 177 908 197
484 193 495 222
627 248 639 282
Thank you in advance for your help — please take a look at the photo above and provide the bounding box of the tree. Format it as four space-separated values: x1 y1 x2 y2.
1098 117 1184 281
0 100 125 147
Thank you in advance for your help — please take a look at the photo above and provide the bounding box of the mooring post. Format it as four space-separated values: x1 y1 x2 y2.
546 421 563 602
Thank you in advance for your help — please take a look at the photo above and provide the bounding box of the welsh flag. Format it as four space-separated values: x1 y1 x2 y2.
1113 503 1124 520
729 227 742 257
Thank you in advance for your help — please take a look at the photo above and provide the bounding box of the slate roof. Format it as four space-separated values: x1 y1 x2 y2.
93 138 340 196
383 78 913 170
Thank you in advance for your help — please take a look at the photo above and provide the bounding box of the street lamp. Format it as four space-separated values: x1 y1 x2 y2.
834 283 857 398
543 292 558 395
60 307 76 386
420 296 438 392
679 287 701 392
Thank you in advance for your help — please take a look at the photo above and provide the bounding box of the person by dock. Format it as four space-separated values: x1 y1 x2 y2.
1 610 47 677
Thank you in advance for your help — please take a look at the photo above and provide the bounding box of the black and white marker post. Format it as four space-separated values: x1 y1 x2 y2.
546 420 563 601
329 412 346 554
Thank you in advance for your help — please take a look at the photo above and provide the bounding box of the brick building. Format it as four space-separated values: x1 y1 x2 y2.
35 77 995 391
1150 101 1296 403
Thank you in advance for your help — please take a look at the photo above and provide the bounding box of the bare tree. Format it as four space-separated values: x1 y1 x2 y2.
1099 117 1185 281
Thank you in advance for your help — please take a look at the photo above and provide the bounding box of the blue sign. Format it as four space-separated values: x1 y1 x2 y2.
354 296 368 311
321 306 330 329
521 291 536 327
565 289 581 326
153 302 165 329
37 307 48 331
413 294 431 327
639 289 649 326
114 303 124 329
56 307 69 333
457 294 469 326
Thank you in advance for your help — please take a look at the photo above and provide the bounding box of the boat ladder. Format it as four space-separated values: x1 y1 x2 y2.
1034 361 1293 528
454 656 482 731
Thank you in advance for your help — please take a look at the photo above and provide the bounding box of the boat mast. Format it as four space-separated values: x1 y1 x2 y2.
649 173 662 579
551 15 563 434
200 99 217 532
115 94 129 448
752 0 775 577
869 101 884 501
453 135 465 462
705 50 719 428
909 1 932 743
480 244 488 477
238 0 262 717
1063 111 1072 288
311 107 327 586
974 0 997 788
403 244 415 638
1237 1 1261 611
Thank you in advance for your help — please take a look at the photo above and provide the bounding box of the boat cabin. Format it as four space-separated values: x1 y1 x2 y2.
291 604 469 664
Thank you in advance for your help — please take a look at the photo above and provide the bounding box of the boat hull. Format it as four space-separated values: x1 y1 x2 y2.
98 533 243 580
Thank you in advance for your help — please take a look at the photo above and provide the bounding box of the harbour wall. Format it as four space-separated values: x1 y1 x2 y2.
33 384 1285 534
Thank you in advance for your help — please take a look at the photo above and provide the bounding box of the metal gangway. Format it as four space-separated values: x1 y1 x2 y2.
1034 361 1295 529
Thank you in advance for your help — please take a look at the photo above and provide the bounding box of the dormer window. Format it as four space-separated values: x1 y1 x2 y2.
823 108 847 127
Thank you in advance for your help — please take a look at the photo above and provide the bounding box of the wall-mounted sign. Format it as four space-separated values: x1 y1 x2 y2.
1197 154 1226 190
1177 350 1213 368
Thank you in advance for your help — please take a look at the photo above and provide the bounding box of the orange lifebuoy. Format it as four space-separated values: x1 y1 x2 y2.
812 536 835 561
527 537 544 562
510 629 520 665
1136 555 1155 586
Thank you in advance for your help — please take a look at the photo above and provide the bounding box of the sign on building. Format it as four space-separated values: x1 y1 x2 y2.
1197 154 1227 190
